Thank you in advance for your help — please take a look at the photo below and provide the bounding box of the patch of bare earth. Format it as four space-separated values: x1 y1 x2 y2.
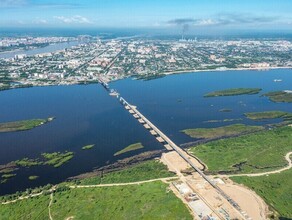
218 177 270 220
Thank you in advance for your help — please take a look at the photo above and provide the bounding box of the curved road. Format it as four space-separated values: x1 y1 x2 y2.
228 152 292 177
69 177 178 188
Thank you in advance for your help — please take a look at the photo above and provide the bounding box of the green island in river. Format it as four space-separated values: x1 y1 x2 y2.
0 117 54 133
81 144 95 150
181 123 264 139
204 88 262 97
42 152 74 168
0 151 75 185
262 90 292 103
244 111 292 120
114 142 144 156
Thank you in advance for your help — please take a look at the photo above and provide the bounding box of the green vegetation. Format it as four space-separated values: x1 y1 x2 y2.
0 168 16 174
203 118 242 123
81 144 95 150
182 124 264 139
1 174 16 179
232 169 292 219
42 152 74 168
15 158 41 167
28 176 39 181
0 117 54 133
135 73 165 81
77 160 175 185
114 142 144 156
204 88 262 97
0 195 50 219
0 161 190 220
263 91 292 103
190 126 292 174
219 108 232 112
51 182 191 220
245 111 291 120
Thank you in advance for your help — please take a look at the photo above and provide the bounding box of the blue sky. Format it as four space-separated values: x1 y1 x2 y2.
1 0 292 32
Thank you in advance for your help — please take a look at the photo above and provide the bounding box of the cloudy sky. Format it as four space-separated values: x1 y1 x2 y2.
1 0 292 32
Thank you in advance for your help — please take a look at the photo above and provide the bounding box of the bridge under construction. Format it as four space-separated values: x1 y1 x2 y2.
98 78 251 220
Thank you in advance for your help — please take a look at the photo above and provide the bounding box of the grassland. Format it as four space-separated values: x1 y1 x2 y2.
204 88 261 97
182 124 264 139
76 160 175 185
263 91 292 103
0 117 54 133
190 126 292 174
0 195 50 220
51 182 191 220
114 142 144 156
0 160 191 220
244 111 291 120
232 169 292 219
42 152 74 168
81 144 95 150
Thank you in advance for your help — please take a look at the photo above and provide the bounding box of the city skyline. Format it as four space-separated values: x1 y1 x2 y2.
1 0 292 34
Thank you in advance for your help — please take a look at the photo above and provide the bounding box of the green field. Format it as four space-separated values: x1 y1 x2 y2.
245 111 291 120
76 160 175 185
232 169 292 219
204 88 261 97
0 195 50 220
182 124 264 139
263 91 292 103
0 160 191 220
0 117 54 133
190 126 292 174
51 182 191 220
114 142 144 156
81 144 95 150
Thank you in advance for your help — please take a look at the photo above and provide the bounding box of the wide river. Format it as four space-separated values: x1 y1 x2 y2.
0 41 80 59
0 69 291 195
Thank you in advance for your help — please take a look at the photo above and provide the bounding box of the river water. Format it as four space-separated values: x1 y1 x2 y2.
0 41 80 59
0 69 291 195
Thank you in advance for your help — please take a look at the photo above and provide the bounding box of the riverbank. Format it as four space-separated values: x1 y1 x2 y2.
161 66 292 76
1 66 291 93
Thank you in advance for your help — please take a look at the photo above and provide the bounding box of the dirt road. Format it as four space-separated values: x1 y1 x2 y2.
228 151 292 177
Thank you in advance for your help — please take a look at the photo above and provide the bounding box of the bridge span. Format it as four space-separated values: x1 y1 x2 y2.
98 79 250 220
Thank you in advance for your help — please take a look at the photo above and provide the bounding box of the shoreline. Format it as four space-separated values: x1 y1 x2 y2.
161 66 292 76
1 66 291 93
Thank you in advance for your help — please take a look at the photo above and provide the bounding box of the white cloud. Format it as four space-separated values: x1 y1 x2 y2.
54 15 92 24
33 18 48 25
194 19 218 26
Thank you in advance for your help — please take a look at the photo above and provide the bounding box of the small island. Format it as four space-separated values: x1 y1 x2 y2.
0 117 54 133
245 111 290 120
114 143 144 156
28 176 39 181
15 158 41 167
262 91 292 103
181 124 264 139
204 88 262 97
219 108 232 112
42 152 74 168
82 144 95 150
